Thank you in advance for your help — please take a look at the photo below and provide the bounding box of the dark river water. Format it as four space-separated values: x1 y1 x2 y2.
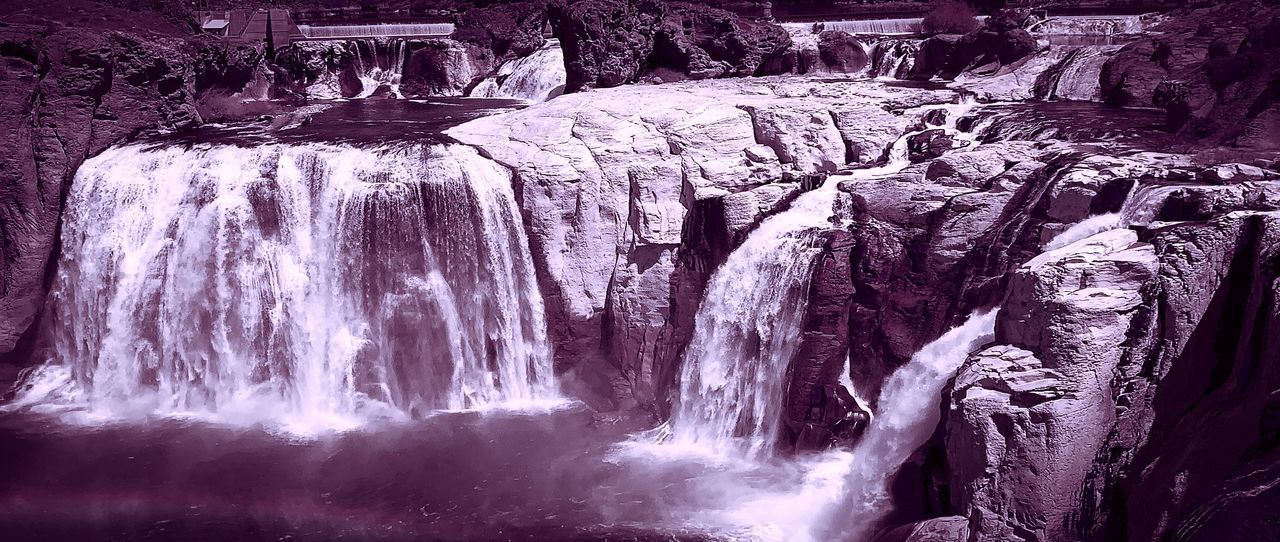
0 407 746 542
150 98 527 147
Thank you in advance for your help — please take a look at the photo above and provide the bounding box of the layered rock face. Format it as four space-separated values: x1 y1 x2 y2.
883 161 1280 541
1100 0 1280 148
449 78 956 410
548 0 791 91
0 8 208 361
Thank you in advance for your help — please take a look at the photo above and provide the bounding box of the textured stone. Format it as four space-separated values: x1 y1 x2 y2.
449 78 953 408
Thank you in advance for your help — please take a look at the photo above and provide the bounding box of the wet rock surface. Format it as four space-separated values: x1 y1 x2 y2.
449 78 959 410
0 8 207 361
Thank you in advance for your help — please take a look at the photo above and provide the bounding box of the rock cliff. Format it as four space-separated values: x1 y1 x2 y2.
1100 0 1280 148
0 4 209 362
449 78 957 410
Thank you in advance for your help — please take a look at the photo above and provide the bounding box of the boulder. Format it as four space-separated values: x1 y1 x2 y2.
817 30 869 74
400 40 495 97
1197 163 1268 184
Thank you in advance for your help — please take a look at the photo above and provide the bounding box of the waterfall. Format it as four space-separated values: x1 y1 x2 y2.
1045 182 1183 250
10 142 556 430
1030 15 1145 36
470 40 566 103
352 39 409 98
297 23 456 40
785 19 924 35
824 311 998 541
866 38 919 79
667 98 980 458
666 184 839 458
298 39 411 99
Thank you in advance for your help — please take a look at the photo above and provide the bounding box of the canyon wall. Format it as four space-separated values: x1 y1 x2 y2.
0 7 213 365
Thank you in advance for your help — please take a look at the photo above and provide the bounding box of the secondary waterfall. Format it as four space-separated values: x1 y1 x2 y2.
11 142 555 430
865 38 919 79
666 182 841 458
667 97 981 458
470 40 567 102
822 311 998 541
352 39 408 98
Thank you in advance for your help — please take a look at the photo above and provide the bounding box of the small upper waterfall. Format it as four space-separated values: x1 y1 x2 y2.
1029 15 1146 36
352 39 409 98
865 38 919 79
1034 44 1123 102
470 39 567 102
11 142 556 430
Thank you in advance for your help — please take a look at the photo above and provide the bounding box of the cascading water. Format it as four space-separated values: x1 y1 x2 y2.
667 98 980 458
820 311 998 542
783 19 924 35
469 39 567 103
9 142 556 431
297 23 456 40
666 179 840 458
1034 45 1123 102
352 39 409 98
1045 182 1185 250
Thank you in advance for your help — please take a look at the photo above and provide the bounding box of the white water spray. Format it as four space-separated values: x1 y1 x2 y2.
8 142 557 432
824 310 998 542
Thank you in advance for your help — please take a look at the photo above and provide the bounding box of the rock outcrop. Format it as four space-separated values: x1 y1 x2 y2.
911 10 1040 81
887 169 1280 541
0 6 212 361
448 78 958 410
548 0 791 92
1100 0 1280 148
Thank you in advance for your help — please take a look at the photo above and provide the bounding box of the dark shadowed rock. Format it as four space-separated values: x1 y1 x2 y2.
400 40 495 97
817 30 869 74
0 13 212 360
549 0 791 92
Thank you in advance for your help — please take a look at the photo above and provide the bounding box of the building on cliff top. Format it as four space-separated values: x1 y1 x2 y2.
197 9 303 47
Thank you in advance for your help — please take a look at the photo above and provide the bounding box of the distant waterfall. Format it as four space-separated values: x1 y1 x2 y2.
352 39 409 98
823 311 998 542
783 19 923 35
297 23 455 40
1034 45 1122 102
470 40 567 102
297 39 411 99
14 143 555 429
1030 15 1145 36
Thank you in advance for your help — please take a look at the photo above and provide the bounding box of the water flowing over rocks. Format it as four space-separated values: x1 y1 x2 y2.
449 78 959 410
5 2 1280 540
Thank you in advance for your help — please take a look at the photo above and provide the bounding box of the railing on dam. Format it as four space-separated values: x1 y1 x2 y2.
296 23 455 39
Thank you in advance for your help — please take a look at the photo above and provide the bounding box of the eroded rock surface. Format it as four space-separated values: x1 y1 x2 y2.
449 77 958 409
